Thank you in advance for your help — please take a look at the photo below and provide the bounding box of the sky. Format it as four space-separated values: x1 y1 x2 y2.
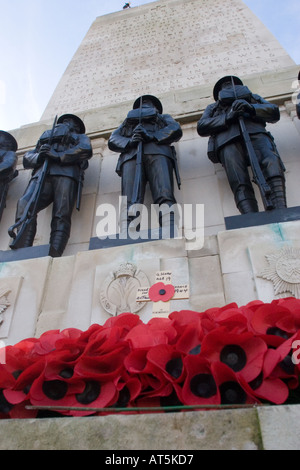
0 0 299 132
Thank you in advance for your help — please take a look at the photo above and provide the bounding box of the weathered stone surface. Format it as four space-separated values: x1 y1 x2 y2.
257 405 300 450
0 409 262 450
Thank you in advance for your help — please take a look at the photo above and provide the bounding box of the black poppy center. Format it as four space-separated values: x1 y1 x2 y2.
115 386 130 408
160 390 183 410
159 289 166 296
189 344 201 355
42 380 68 401
59 368 74 379
249 372 263 390
220 381 247 404
220 344 247 372
0 389 13 413
76 381 101 405
190 373 217 398
165 357 183 379
266 327 289 339
280 353 295 375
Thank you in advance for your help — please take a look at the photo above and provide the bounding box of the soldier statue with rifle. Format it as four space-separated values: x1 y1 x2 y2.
0 131 18 222
9 114 92 257
108 95 182 230
197 76 286 214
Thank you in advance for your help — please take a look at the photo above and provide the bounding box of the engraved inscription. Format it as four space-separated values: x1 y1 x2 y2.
42 0 294 119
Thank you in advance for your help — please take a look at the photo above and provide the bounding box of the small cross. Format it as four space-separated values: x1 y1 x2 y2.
136 271 189 316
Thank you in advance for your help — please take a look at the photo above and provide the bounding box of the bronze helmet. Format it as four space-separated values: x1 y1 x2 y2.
213 76 244 101
57 114 86 134
133 95 163 114
0 131 18 151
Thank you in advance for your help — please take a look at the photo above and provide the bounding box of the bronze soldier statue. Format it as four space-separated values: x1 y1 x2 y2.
197 76 286 214
108 95 182 229
9 114 92 257
0 131 18 222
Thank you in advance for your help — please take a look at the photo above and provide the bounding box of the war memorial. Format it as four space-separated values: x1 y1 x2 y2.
0 0 300 450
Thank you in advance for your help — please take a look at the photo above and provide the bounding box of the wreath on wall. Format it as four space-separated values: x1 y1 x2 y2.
1 297 300 419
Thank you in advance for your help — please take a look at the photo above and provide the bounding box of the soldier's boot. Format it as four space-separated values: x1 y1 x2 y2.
237 199 259 214
15 221 36 248
49 230 69 257
268 176 287 209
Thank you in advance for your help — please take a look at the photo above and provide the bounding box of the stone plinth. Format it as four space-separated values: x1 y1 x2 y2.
0 219 300 346
0 405 299 450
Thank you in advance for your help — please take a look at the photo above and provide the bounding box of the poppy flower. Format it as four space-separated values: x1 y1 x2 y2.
29 371 117 417
125 321 175 349
200 329 267 383
147 344 185 383
82 326 129 356
249 302 297 338
174 324 203 355
210 308 248 334
179 356 220 405
124 348 174 400
148 282 175 302
74 346 128 382
263 331 300 389
211 362 259 405
103 312 142 332
169 310 201 327
31 328 84 356
169 311 203 353
248 371 289 404
112 375 142 409
3 360 45 408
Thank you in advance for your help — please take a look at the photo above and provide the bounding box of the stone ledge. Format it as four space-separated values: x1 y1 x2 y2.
0 408 261 450
0 405 298 450
224 206 300 230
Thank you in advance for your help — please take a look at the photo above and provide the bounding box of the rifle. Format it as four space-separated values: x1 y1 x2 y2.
230 77 273 211
131 97 143 205
8 115 58 249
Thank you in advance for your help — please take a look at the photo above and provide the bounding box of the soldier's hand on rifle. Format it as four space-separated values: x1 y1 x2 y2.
226 107 241 124
232 99 255 115
39 144 60 161
132 124 153 143
39 144 51 156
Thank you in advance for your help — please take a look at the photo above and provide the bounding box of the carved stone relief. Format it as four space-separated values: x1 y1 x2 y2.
258 247 300 298
0 285 11 325
0 277 23 338
99 262 150 316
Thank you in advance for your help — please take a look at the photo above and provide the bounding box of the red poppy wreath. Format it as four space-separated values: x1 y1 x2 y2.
0 297 300 419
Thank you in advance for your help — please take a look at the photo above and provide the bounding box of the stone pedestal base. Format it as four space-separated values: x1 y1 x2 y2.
0 405 299 450
225 206 300 230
